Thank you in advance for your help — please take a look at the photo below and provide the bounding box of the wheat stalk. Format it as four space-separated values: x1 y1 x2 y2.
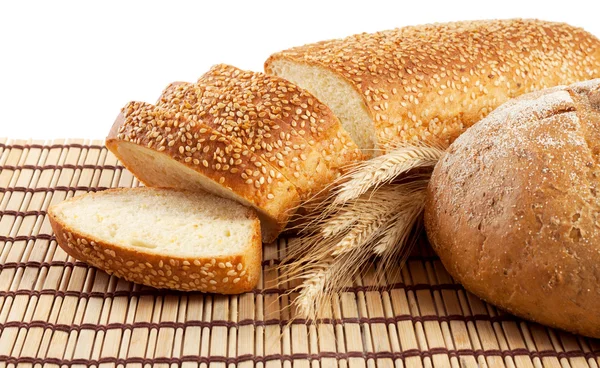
296 259 331 320
281 142 445 319
330 184 423 255
286 144 444 234
374 189 426 285
288 182 426 316
373 187 427 255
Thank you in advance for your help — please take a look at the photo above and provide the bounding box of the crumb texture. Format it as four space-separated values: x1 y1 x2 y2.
53 188 255 256
49 188 261 293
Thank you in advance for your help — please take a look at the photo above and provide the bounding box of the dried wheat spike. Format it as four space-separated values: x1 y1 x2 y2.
284 143 444 319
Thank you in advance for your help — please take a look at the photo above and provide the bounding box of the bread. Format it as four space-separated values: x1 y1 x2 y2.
265 19 600 156
106 101 300 243
424 79 600 338
107 65 363 241
48 187 262 294
158 64 362 198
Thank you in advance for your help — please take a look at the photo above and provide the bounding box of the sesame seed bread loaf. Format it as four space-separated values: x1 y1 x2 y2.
424 79 600 338
158 65 362 199
106 101 300 243
265 19 600 156
48 188 261 294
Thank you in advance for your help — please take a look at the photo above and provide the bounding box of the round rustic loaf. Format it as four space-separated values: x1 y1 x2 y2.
424 79 600 338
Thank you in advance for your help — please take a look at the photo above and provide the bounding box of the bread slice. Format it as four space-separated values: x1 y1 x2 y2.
157 65 362 200
106 101 300 243
265 19 600 156
48 187 261 294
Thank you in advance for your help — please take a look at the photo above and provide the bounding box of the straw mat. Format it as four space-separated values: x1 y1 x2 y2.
0 139 598 367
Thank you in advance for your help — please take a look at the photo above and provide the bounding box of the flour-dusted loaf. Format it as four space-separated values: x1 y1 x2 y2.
425 79 600 338
48 187 262 294
157 65 362 199
106 101 299 243
266 19 600 156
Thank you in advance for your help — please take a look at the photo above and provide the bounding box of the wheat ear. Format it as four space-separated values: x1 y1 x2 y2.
282 143 444 319
293 143 444 232
288 181 424 317
334 144 444 204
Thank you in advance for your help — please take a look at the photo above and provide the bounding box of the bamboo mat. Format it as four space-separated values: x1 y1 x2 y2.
0 139 598 368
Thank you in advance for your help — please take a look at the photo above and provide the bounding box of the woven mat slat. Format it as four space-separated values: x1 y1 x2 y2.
0 140 598 368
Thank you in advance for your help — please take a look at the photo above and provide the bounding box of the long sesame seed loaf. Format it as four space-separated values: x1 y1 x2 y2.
49 188 261 294
265 19 600 155
106 101 300 243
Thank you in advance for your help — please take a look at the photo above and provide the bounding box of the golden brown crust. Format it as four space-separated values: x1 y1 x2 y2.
425 79 600 338
199 65 364 178
106 101 300 242
48 188 262 294
156 80 329 198
157 65 362 198
266 19 600 152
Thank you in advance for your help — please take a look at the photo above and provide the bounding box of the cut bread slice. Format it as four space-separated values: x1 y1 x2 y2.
48 187 261 294
106 101 300 243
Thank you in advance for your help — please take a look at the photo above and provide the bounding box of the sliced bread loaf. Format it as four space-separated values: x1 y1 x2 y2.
48 187 262 294
158 65 362 200
106 101 300 242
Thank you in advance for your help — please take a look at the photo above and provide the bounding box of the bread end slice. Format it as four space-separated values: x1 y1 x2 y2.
48 187 262 294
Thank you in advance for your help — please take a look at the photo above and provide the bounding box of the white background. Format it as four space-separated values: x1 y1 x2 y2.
1 0 598 139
